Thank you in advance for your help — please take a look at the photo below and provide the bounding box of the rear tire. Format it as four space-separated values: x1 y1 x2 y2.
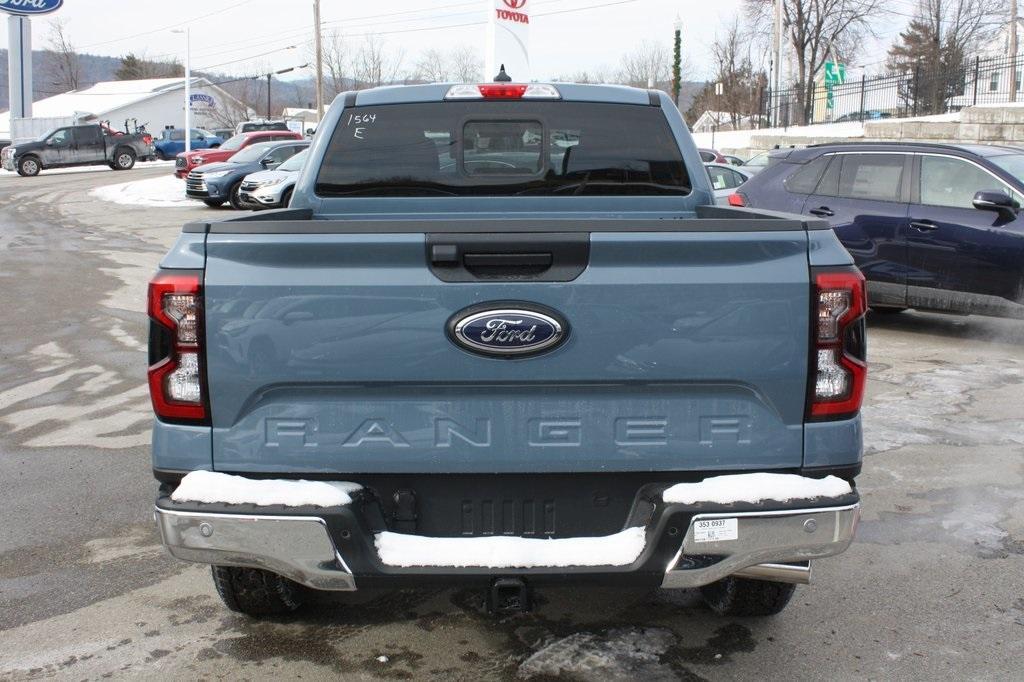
211 566 304 616
113 147 136 170
699 577 796 617
203 199 225 208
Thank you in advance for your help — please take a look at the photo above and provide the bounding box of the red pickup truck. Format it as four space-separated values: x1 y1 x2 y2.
174 130 303 178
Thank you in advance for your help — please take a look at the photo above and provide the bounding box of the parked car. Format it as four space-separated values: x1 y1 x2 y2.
834 110 893 123
705 162 754 204
741 151 775 173
174 130 303 178
698 147 727 163
1 123 155 176
235 120 290 134
153 128 222 160
734 142 1024 318
722 154 746 166
211 128 235 141
150 82 865 620
238 148 308 209
185 139 309 209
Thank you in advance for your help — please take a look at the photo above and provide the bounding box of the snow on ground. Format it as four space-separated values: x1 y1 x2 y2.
90 172 194 208
374 526 646 568
171 471 361 507
662 473 852 505
0 160 174 178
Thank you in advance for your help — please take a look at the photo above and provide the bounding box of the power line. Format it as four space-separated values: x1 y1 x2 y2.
190 0 640 73
77 0 251 49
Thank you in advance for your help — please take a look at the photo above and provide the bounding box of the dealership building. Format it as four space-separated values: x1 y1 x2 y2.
0 77 250 144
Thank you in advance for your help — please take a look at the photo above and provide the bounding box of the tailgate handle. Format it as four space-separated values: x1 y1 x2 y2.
463 252 553 268
427 233 589 283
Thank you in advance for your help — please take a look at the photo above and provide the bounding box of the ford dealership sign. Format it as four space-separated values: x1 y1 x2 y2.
0 0 64 15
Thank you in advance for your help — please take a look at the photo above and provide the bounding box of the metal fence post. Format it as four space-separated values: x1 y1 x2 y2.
912 62 921 116
808 80 816 124
972 56 980 106
858 74 866 122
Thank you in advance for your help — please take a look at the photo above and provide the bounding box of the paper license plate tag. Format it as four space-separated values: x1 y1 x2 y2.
693 518 738 543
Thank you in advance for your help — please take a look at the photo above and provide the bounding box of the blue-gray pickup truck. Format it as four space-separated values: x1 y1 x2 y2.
148 82 866 618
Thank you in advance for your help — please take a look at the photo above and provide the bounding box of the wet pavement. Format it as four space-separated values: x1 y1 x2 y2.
1 166 1022 680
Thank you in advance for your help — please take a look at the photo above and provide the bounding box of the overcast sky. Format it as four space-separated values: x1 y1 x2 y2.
0 0 757 82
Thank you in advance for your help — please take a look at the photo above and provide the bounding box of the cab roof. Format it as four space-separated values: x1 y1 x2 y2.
337 82 662 107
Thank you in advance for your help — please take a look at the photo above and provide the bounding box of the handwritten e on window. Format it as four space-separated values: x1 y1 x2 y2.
346 112 377 140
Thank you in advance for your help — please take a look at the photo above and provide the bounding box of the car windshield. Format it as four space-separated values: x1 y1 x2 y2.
278 149 308 172
744 152 770 167
989 154 1024 184
230 142 276 163
220 134 247 151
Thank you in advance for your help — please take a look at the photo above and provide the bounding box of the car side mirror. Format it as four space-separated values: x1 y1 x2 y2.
972 190 1018 218
46 139 55 146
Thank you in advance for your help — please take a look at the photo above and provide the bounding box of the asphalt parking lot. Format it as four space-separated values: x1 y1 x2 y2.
1 166 1022 680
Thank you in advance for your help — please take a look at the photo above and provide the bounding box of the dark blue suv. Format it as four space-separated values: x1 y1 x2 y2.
736 143 1024 318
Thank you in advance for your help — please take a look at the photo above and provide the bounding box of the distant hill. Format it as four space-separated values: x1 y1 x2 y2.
2 49 705 118
0 50 125 110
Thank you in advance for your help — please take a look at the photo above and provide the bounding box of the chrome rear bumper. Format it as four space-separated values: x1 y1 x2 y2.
661 504 859 588
155 509 356 590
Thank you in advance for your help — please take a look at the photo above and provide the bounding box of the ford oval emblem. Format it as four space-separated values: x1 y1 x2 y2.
0 0 65 16
449 304 567 357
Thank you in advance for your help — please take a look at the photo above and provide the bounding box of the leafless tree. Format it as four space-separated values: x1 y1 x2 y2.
42 18 81 92
319 29 351 97
449 45 483 83
617 41 672 88
747 0 886 123
351 35 404 89
414 48 450 83
711 18 765 128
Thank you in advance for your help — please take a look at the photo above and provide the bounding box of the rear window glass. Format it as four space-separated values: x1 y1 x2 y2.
315 101 691 197
838 154 905 202
784 155 831 194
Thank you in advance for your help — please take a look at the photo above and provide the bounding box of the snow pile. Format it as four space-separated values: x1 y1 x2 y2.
374 527 646 569
663 473 852 505
518 627 676 680
90 173 194 208
171 470 361 507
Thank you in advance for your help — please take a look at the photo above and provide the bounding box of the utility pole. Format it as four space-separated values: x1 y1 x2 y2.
1011 0 1019 103
314 0 324 121
267 73 272 119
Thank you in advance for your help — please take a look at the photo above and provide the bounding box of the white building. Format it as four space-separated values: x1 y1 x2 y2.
0 77 251 144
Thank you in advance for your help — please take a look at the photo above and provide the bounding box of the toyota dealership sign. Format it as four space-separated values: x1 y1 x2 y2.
485 0 530 82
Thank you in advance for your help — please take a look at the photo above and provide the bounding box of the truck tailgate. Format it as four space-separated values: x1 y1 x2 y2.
203 225 809 473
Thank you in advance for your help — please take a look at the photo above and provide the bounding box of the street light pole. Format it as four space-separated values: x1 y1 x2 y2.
314 0 324 121
172 28 192 155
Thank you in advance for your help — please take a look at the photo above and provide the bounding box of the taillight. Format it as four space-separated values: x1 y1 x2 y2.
147 271 207 422
808 268 866 420
727 193 746 207
143 134 153 144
